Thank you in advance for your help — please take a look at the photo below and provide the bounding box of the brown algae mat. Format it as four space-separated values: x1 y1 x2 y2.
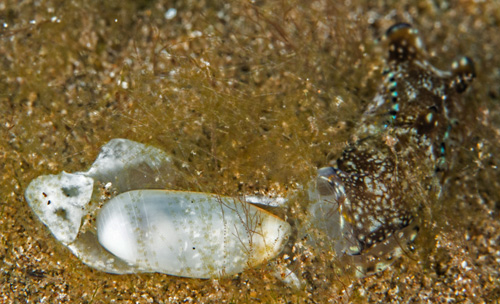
1 1 500 303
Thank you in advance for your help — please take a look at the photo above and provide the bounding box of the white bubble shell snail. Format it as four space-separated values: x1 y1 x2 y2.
25 139 291 278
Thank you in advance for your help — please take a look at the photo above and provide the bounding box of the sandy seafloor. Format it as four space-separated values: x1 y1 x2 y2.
1 0 500 303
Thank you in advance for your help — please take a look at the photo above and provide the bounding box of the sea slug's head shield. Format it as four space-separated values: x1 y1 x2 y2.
308 23 474 277
311 167 419 277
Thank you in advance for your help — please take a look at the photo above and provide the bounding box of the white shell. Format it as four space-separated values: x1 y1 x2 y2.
97 190 291 278
25 139 290 278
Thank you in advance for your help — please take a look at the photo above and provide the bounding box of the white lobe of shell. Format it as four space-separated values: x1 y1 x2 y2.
25 171 93 244
97 190 291 278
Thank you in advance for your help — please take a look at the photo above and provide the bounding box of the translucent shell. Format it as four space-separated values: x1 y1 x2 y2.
97 190 291 278
25 139 290 277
